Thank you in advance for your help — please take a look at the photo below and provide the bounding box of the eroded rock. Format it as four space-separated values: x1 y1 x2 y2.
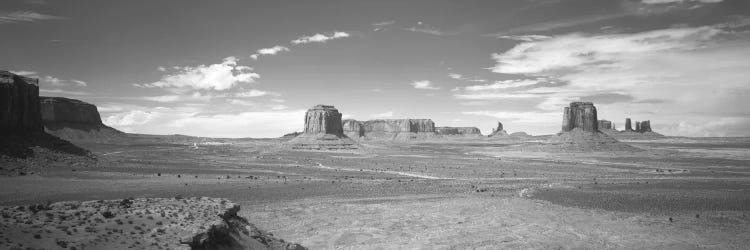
0 70 43 135
561 102 598 132
435 126 482 136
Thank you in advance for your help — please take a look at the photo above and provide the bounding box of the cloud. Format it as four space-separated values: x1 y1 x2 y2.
497 35 551 41
463 111 560 124
411 80 440 90
142 95 180 102
486 13 628 37
10 70 37 76
0 11 64 24
235 89 271 97
104 110 160 127
139 56 259 91
371 111 394 118
251 45 290 60
41 76 87 87
39 88 89 96
641 0 722 4
487 23 750 136
291 31 350 44
448 73 463 80
464 78 552 91
373 20 396 31
404 26 445 36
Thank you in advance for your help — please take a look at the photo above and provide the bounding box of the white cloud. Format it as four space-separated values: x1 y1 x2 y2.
141 56 259 91
0 11 64 24
372 20 395 31
411 80 440 90
39 88 88 96
404 27 444 36
371 111 394 118
142 95 180 102
104 110 160 127
463 111 560 124
487 23 750 136
291 31 350 44
10 70 37 76
235 89 270 97
497 35 551 42
641 0 722 4
251 45 290 60
464 78 548 91
448 73 463 80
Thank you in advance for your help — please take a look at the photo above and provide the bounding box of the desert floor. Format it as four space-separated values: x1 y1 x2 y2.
1 135 749 249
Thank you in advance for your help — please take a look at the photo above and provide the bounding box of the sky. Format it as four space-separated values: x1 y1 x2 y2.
2 0 750 138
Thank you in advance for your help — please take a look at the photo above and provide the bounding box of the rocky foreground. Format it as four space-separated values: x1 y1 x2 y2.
0 197 305 250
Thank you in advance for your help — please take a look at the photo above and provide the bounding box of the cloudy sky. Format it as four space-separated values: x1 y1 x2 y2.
2 0 749 137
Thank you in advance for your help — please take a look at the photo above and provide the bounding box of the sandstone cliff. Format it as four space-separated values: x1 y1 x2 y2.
435 126 482 136
488 122 508 137
561 102 598 132
597 120 614 130
39 96 123 142
625 118 633 131
604 118 662 138
345 119 437 140
548 102 637 151
287 105 357 150
0 71 43 135
343 119 364 138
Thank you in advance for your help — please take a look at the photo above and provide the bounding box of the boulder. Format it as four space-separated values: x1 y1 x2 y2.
561 102 598 132
489 122 508 137
435 127 482 136
0 71 43 135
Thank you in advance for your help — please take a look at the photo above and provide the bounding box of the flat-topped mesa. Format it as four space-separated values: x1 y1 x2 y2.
435 127 482 136
561 102 598 133
0 71 43 135
342 119 364 138
303 104 344 136
625 118 633 131
362 119 435 133
489 121 508 137
598 120 614 130
288 104 357 150
40 97 103 125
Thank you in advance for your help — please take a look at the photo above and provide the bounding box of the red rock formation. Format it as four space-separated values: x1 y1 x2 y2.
489 121 508 137
625 118 633 131
361 119 435 133
561 102 598 132
0 71 43 135
303 105 344 136
342 119 364 138
40 97 102 125
597 120 614 130
435 127 482 136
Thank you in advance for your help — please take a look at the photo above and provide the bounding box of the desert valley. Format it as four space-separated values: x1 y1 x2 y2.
2 70 750 249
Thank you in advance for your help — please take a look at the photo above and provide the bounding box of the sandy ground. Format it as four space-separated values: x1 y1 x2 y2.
1 135 749 249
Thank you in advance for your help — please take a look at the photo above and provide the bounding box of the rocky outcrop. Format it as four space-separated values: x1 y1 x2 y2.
548 102 638 151
40 97 102 125
287 105 357 150
625 118 633 131
637 120 652 133
343 119 364 138
38 96 123 142
345 119 437 140
597 120 614 130
489 122 508 137
0 197 305 250
303 105 344 135
435 126 482 136
561 102 598 132
0 71 43 135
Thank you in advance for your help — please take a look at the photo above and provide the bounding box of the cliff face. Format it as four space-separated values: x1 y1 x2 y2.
561 102 598 133
625 118 633 131
598 120 614 130
342 119 364 138
40 97 103 125
362 119 435 133
0 71 43 135
303 105 344 135
435 127 481 136
287 105 357 150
